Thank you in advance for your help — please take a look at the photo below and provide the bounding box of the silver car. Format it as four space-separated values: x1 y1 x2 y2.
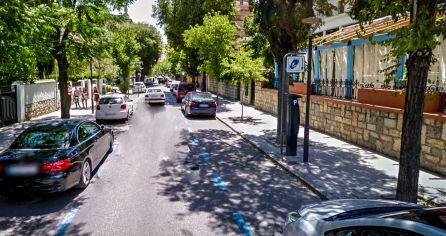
284 199 446 236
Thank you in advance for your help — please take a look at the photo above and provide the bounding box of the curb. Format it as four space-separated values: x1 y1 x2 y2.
216 115 328 201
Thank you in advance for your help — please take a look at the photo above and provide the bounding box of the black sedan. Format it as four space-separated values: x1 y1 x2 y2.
181 92 217 118
0 120 114 193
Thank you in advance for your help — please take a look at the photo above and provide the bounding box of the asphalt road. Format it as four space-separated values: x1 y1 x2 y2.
0 87 320 236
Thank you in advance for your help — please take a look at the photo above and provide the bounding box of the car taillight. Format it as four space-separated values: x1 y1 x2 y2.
189 102 198 107
96 105 100 110
0 163 4 172
210 102 217 107
145 94 149 97
121 104 126 110
41 158 70 172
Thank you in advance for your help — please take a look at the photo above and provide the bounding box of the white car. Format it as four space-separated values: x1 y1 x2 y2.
133 82 146 93
145 88 165 104
95 94 134 122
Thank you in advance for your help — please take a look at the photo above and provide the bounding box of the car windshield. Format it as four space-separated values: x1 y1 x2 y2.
148 89 162 93
99 97 123 104
192 93 213 99
10 126 71 149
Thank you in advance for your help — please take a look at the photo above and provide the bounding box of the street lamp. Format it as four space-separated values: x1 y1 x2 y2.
301 16 321 163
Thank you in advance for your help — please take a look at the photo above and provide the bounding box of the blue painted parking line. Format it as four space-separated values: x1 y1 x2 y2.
199 150 209 161
233 212 253 236
193 136 200 144
211 173 227 191
54 207 78 236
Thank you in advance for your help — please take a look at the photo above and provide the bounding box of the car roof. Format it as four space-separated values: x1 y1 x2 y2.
100 94 125 98
27 119 85 131
299 199 423 221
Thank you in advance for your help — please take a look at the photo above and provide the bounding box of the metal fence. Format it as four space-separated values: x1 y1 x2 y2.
0 85 17 127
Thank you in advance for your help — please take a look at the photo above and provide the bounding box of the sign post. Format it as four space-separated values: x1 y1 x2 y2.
280 53 306 155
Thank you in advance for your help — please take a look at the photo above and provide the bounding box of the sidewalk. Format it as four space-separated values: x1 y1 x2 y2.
216 98 446 206
0 101 94 153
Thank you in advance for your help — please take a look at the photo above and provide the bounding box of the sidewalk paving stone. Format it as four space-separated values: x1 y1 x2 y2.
215 97 446 206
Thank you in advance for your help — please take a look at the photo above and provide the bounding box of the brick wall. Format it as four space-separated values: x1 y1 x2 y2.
25 98 56 120
297 96 446 176
206 77 240 100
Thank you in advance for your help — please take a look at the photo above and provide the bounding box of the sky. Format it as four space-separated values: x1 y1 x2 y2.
127 0 166 43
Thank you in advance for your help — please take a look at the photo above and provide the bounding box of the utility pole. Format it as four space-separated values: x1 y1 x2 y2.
90 61 94 114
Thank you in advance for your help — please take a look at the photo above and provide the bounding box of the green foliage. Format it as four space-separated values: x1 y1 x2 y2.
131 23 163 76
243 15 274 67
251 0 334 60
153 0 235 77
152 59 171 76
183 13 236 80
0 0 55 84
223 49 266 84
110 23 141 81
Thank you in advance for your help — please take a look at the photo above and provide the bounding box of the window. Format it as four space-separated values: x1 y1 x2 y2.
77 123 100 143
384 208 446 230
10 126 71 149
99 97 123 104
325 227 422 236
193 93 213 99
147 89 162 93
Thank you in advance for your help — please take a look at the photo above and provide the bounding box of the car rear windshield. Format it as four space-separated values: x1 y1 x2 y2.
383 208 446 230
10 127 71 149
99 97 123 104
148 89 162 93
193 93 213 99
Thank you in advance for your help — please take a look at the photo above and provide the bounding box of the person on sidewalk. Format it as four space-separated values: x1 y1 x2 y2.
93 87 100 106
67 84 73 109
73 87 80 109
81 87 88 109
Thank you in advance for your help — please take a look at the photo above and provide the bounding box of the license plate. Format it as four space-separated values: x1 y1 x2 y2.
6 164 39 176
199 104 209 108
106 113 115 116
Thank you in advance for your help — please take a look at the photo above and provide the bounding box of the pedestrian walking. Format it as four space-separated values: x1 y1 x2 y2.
73 87 80 109
81 87 88 109
93 87 100 106
67 84 72 109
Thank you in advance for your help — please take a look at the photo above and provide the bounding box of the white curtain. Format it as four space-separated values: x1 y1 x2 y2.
354 45 364 83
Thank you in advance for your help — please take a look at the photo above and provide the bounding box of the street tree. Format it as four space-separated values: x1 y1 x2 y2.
110 23 141 93
250 0 334 142
36 0 134 119
183 13 236 82
223 48 266 120
0 0 54 84
348 0 444 203
153 0 235 82
132 23 163 76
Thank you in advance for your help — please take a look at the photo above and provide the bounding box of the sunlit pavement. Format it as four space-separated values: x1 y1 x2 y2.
0 87 320 235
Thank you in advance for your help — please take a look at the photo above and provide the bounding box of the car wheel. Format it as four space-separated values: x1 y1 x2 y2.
77 160 91 189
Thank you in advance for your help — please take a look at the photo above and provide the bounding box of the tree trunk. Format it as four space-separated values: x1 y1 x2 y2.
56 50 70 119
396 47 432 203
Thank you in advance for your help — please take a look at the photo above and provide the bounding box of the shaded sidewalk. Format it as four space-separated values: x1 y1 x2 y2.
215 98 446 206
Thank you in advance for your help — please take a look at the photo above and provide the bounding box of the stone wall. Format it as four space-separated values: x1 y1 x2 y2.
206 77 240 100
297 96 446 176
25 98 56 120
254 83 278 115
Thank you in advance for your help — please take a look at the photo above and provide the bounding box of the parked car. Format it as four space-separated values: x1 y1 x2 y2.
95 94 134 122
0 120 114 193
181 92 217 118
283 199 446 236
171 81 180 93
166 80 172 88
145 78 154 87
133 82 146 93
111 86 121 94
175 82 196 103
145 87 165 105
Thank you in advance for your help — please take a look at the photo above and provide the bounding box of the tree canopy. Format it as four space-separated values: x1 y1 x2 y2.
183 13 236 80
132 23 163 76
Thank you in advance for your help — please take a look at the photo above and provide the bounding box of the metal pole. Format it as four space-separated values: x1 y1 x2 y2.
303 34 313 162
90 61 94 114
280 54 287 154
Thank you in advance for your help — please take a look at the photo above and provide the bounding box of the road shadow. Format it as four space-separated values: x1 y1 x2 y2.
155 128 318 235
